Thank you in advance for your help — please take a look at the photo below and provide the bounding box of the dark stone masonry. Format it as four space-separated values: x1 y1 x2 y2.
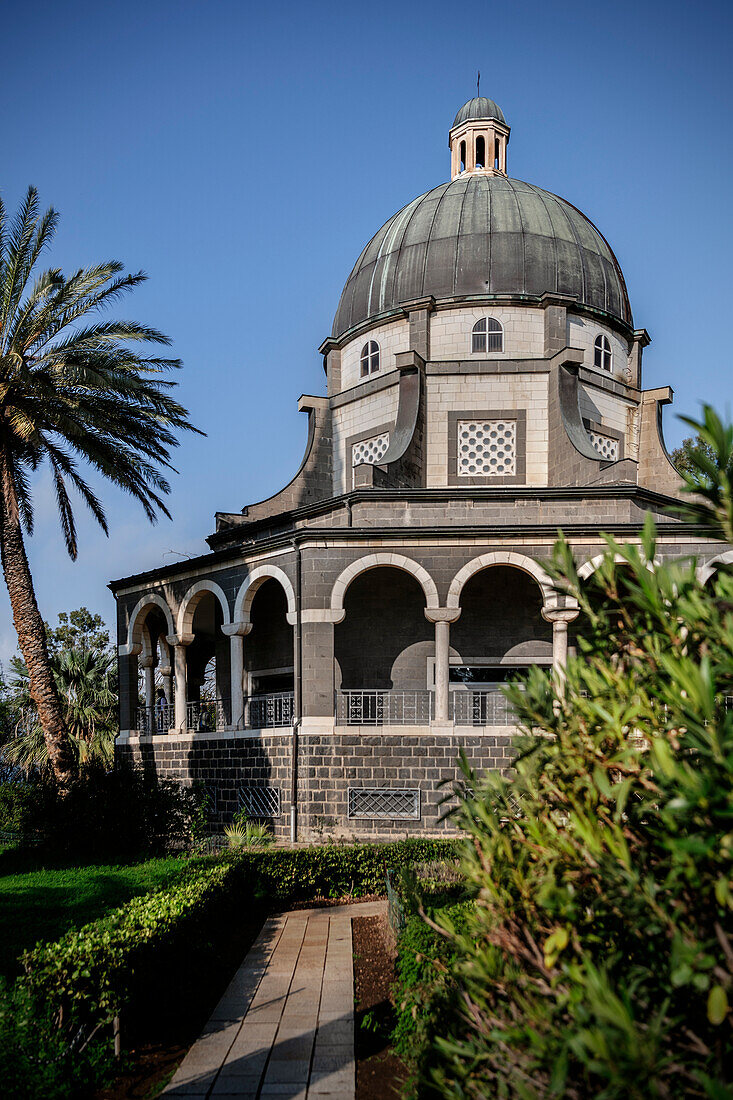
111 96 732 840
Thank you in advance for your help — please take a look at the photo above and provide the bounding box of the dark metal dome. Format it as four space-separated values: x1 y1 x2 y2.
452 96 506 128
332 175 632 339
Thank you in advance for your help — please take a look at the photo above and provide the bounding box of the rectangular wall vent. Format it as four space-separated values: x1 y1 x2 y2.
347 787 420 820
238 785 281 818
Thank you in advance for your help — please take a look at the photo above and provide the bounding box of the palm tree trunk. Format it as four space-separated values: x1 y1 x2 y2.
0 447 75 789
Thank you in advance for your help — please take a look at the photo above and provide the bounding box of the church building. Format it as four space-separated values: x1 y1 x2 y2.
111 96 728 839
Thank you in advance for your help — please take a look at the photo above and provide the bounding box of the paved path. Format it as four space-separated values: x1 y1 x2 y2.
163 900 386 1099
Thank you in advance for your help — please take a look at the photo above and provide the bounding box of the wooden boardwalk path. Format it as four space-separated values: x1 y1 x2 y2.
163 900 386 1099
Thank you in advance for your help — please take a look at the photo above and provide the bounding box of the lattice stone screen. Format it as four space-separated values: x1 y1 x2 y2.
457 420 516 476
238 784 281 818
589 430 619 461
347 787 421 820
352 432 389 467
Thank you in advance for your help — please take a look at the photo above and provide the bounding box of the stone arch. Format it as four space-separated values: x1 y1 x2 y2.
578 552 658 581
177 580 232 636
331 553 439 612
698 550 733 585
124 593 175 654
447 551 559 609
234 565 296 624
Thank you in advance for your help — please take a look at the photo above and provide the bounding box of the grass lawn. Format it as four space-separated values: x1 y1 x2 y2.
0 850 201 978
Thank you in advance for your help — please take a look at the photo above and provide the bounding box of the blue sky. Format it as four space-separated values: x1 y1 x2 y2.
1 0 731 661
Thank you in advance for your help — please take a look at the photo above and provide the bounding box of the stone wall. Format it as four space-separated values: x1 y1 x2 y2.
116 727 514 841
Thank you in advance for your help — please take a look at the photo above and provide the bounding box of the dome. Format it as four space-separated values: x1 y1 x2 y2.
452 96 506 128
332 174 632 339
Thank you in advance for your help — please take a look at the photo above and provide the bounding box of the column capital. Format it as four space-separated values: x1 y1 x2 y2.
541 607 579 625
157 665 172 677
298 608 345 625
424 607 462 624
139 654 156 669
118 641 142 657
166 632 195 647
222 620 253 637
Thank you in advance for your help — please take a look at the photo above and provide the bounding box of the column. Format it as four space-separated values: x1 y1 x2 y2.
167 633 193 733
139 654 155 734
424 608 461 724
222 621 252 730
158 666 173 706
541 608 579 695
117 642 141 733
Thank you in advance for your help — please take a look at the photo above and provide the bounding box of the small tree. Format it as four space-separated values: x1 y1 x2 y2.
424 408 733 1099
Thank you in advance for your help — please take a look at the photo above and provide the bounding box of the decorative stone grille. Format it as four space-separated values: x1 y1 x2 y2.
589 430 619 461
238 784 281 818
347 787 421 820
352 432 389 467
457 420 516 476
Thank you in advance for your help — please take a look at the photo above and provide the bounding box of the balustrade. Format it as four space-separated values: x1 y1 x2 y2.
450 690 517 726
337 690 434 726
247 692 294 729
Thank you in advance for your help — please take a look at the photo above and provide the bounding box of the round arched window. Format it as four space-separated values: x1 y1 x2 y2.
360 340 380 377
594 334 612 371
472 317 504 354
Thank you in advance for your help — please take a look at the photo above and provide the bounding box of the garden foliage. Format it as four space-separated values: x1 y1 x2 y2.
418 409 733 1099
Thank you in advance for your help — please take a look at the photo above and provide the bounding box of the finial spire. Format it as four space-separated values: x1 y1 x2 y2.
477 70 480 97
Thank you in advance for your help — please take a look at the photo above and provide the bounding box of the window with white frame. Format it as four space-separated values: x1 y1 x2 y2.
472 317 503 354
457 419 516 476
594 334 612 372
360 340 380 377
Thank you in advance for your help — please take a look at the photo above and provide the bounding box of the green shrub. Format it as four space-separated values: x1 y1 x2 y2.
241 838 461 901
420 409 733 1099
21 858 235 1027
0 780 39 835
392 902 471 1095
0 762 204 859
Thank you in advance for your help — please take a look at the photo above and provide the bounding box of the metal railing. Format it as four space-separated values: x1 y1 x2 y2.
135 703 173 734
450 690 518 726
337 690 434 726
247 692 294 729
186 699 228 733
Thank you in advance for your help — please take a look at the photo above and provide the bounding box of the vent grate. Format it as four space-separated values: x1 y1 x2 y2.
347 787 420 820
238 785 281 818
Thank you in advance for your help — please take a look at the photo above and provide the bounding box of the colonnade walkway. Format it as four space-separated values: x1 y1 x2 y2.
163 900 386 1099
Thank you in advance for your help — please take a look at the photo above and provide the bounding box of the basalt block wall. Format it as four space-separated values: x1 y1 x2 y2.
116 730 513 840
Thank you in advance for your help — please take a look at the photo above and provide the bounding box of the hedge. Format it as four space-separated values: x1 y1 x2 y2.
392 901 472 1098
7 837 461 1097
22 858 236 1025
239 838 462 902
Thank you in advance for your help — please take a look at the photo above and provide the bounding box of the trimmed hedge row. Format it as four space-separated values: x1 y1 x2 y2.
22 858 236 1025
20 838 460 1031
240 838 462 902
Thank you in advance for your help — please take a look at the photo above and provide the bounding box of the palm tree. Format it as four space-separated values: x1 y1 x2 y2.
4 647 117 771
0 187 200 789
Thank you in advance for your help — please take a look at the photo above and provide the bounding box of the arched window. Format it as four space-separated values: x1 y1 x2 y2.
594 334 612 372
475 136 485 169
494 138 500 169
472 317 504 354
360 340 380 377
459 141 466 173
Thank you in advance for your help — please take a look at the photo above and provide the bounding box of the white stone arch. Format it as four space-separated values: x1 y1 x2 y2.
177 579 232 636
123 593 175 655
331 553 440 613
578 552 658 581
233 565 297 624
447 551 561 610
698 550 733 585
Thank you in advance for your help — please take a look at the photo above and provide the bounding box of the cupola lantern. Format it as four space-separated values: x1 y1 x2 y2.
449 96 510 180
